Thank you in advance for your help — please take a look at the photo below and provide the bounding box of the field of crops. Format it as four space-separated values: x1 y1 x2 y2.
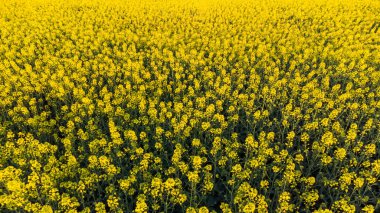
0 0 379 212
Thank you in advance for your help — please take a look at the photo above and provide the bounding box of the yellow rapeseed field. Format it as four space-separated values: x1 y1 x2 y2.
0 0 379 212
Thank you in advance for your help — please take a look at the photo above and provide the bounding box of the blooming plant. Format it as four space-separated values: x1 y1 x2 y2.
0 0 379 212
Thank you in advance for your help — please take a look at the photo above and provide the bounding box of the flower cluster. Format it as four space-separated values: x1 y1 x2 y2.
0 0 379 212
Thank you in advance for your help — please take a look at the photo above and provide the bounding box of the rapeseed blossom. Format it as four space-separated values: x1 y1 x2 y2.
0 0 379 212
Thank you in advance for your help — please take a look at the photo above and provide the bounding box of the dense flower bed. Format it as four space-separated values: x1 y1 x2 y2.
0 0 379 212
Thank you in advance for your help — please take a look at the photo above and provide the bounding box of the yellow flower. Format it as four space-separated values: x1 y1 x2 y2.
0 1 379 212
164 178 176 190
119 179 131 191
354 177 364 189
321 131 337 147
286 131 295 142
186 207 197 213
254 110 261 120
306 177 316 186
321 155 332 165
245 134 258 149
364 144 376 156
192 156 203 170
191 138 201 147
199 206 209 213
176 193 187 205
187 171 200 184
334 148 346 161
272 166 280 173
321 118 329 127
332 199 355 213
203 180 214 192
6 180 23 192
371 160 380 175
243 202 255 213
40 205 54 213
201 122 211 131
267 132 275 141
295 154 304 163
278 191 294 212
302 190 319 207
231 164 242 174
220 203 233 213
107 195 119 210
134 195 148 213
301 132 309 143
260 180 269 189
362 205 375 213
